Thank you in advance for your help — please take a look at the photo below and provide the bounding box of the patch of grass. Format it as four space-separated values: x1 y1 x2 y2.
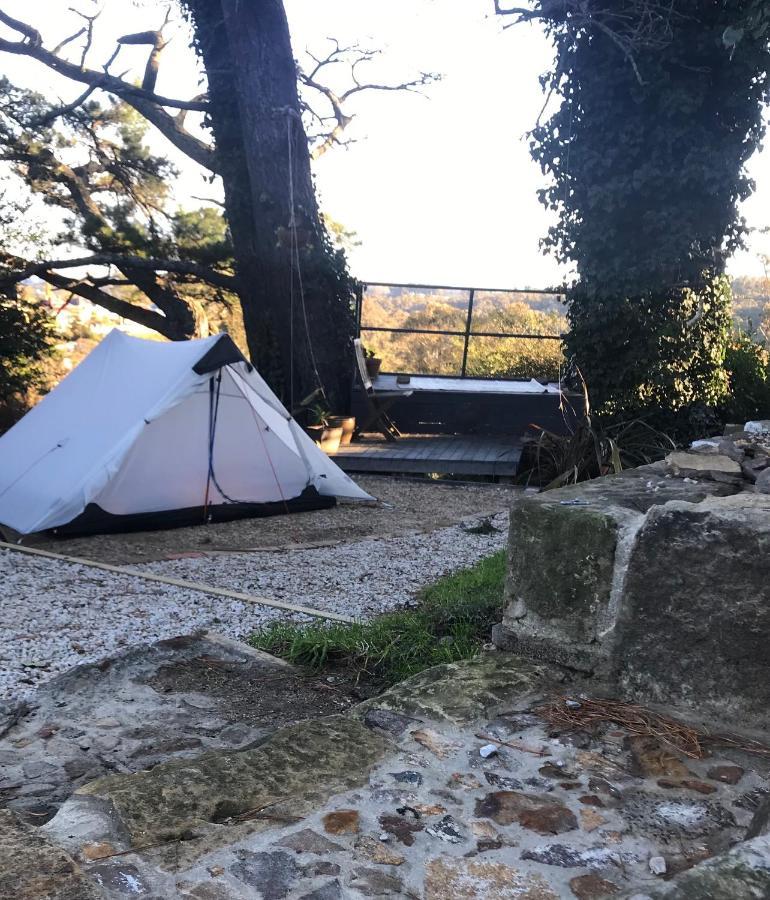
249 550 507 686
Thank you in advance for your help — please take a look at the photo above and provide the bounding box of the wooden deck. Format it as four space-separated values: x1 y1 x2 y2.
328 434 522 477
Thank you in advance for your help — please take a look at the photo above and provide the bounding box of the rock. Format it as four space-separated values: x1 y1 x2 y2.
746 798 770 839
734 788 770 811
0 808 101 899
89 863 153 895
411 728 461 759
426 814 465 844
649 855 667 875
636 835 770 899
322 810 360 835
177 882 233 900
354 834 405 866
63 756 96 780
354 653 560 725
521 844 620 869
378 813 423 846
414 803 446 816
22 760 59 780
629 736 691 779
539 762 577 780
74 715 389 845
362 708 421 737
657 778 717 795
278 829 345 854
706 765 744 785
618 494 770 728
302 862 341 877
755 467 770 494
230 850 300 898
665 452 743 485
496 494 634 672
580 807 607 832
745 420 770 434
484 771 524 791
424 857 559 899
474 791 577 834
579 795 605 807
569 873 620 898
621 791 737 840
587 778 621 801
348 867 405 896
390 770 423 785
450 772 483 790
471 820 500 837
80 841 116 860
297 881 342 900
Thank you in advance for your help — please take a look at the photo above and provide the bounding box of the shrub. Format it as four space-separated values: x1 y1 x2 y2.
0 293 54 431
719 331 770 424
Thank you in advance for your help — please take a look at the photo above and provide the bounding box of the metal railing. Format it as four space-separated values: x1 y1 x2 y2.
355 280 565 379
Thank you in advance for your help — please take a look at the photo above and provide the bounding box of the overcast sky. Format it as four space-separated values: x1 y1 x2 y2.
1 0 768 287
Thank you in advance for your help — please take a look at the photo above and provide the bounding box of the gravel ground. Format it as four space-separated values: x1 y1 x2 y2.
0 511 508 701
26 476 518 565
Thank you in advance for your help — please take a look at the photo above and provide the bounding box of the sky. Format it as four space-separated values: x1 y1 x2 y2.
0 0 768 289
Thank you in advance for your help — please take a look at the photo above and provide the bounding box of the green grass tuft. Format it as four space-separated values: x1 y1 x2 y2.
250 550 507 685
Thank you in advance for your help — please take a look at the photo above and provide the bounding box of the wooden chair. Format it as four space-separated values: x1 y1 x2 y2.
353 339 412 441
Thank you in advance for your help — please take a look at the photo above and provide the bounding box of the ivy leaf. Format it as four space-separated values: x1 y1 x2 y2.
722 26 745 48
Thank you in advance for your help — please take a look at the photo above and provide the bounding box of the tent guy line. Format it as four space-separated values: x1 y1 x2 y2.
0 541 356 625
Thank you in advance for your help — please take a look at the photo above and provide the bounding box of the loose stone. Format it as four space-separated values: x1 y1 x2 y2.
426 814 465 844
707 765 744 785
424 857 558 900
569 873 621 899
322 810 360 835
354 834 406 866
475 791 578 834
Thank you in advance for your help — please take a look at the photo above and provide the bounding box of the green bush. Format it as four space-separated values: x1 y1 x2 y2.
250 551 507 685
0 293 54 431
719 331 770 424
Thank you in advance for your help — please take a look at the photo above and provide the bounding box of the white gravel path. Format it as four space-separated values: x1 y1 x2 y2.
0 514 507 701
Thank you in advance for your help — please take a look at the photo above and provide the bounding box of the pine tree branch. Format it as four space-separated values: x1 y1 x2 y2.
4 254 238 291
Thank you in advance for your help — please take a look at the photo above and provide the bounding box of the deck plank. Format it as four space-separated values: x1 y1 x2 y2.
330 433 521 477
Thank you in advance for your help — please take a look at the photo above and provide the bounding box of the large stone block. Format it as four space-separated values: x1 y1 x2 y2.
494 494 642 672
495 461 770 728
616 493 770 728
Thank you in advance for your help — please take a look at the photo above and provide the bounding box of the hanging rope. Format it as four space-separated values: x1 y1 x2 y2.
285 110 326 408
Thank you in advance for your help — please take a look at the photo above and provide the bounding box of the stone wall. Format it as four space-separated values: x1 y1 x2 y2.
494 427 770 730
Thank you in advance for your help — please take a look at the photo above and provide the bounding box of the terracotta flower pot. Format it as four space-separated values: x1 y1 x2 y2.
306 424 324 444
365 357 382 379
327 415 356 445
319 425 343 453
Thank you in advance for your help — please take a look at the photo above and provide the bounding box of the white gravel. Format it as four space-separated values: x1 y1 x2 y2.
0 514 507 701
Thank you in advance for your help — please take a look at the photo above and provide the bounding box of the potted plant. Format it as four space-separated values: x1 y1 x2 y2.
364 345 382 379
307 401 343 453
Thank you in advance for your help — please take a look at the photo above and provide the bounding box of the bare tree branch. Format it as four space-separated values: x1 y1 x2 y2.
0 7 215 171
51 26 86 57
298 39 441 159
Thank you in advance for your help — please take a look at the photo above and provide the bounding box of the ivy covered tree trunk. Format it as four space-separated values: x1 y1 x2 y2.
512 1 770 432
183 0 355 412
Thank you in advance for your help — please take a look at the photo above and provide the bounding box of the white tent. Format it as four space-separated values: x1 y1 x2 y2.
0 330 373 535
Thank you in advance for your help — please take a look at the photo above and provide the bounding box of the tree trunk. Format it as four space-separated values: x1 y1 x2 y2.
183 0 354 413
